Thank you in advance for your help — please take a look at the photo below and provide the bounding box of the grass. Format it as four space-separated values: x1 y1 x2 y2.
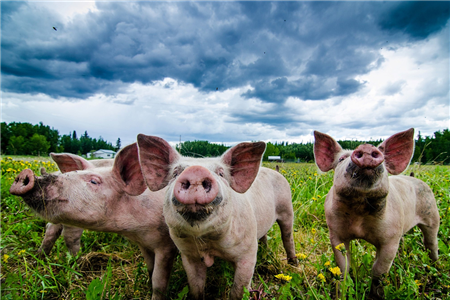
1 156 449 299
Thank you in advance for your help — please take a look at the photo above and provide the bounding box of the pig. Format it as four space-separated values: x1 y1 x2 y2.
136 135 298 300
313 128 439 299
38 158 114 256
10 144 177 300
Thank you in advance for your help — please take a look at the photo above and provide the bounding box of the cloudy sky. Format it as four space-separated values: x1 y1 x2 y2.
2 1 449 147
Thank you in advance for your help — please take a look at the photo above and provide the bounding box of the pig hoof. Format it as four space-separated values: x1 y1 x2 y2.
287 257 298 266
369 277 385 300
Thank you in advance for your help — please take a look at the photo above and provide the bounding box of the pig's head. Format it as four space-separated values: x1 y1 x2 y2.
313 128 415 200
137 134 266 227
9 144 146 226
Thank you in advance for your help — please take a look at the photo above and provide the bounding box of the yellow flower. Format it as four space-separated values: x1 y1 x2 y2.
296 253 307 260
314 173 317 176
310 238 315 243
18 250 26 256
335 243 346 253
329 266 342 277
312 197 317 201
311 228 316 234
324 261 331 267
317 195 321 198
415 280 422 287
3 254 9 263
308 176 312 180
275 274 292 282
317 273 326 283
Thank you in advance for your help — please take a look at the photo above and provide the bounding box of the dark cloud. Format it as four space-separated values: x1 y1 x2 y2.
378 2 450 40
1 1 449 106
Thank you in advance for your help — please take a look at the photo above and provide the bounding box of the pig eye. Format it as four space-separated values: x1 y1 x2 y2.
90 179 98 185
338 155 348 163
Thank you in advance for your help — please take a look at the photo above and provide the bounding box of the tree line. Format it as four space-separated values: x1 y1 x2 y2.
177 129 449 165
2 122 448 165
1 122 119 156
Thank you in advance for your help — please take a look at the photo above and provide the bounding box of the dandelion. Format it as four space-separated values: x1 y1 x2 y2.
308 176 312 180
317 195 321 198
310 238 315 243
311 228 316 234
415 280 422 287
312 197 317 201
329 266 342 277
3 254 9 263
18 249 26 256
335 243 346 253
296 253 307 260
324 261 331 267
314 173 317 176
318 273 326 283
275 274 292 282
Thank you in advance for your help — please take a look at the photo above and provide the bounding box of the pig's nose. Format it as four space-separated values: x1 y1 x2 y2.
174 166 219 205
351 144 384 169
10 169 36 196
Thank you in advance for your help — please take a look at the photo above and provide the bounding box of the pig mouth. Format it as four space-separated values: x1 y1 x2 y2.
346 163 384 188
14 174 66 215
171 196 223 226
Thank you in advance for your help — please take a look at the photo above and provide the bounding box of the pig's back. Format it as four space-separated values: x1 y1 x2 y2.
246 167 292 239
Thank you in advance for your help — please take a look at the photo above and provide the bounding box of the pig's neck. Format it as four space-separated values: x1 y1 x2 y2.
83 192 163 240
333 183 389 216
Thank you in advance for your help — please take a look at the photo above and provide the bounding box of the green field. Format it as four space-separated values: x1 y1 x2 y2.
1 156 449 299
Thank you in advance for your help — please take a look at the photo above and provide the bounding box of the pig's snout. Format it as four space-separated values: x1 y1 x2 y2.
174 166 219 206
10 169 36 196
351 144 384 169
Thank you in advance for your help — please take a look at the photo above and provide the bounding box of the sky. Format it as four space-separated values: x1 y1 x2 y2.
1 1 449 148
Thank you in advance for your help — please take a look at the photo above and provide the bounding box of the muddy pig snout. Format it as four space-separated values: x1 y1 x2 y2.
10 169 36 196
351 144 384 169
174 166 219 205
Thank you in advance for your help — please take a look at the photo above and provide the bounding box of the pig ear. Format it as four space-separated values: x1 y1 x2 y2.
313 131 343 172
137 134 181 191
378 128 415 175
112 143 147 196
50 153 94 173
222 142 266 193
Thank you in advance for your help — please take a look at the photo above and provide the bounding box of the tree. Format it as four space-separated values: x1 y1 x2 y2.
115 138 121 151
28 133 50 156
6 136 25 155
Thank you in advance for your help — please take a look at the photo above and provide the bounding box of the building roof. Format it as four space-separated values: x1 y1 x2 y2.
93 149 116 154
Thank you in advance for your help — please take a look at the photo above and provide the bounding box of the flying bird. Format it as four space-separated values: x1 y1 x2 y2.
53 27 57 31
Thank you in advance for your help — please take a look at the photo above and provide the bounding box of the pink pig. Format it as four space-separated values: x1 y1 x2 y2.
137 135 298 300
38 158 114 256
314 128 439 299
10 144 177 300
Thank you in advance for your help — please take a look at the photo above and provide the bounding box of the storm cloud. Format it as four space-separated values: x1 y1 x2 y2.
1 1 449 144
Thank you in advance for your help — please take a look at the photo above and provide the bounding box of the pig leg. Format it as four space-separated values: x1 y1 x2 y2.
370 241 401 300
138 245 155 277
62 226 84 255
38 223 63 256
181 254 207 300
418 223 439 261
230 256 258 300
276 218 298 266
151 248 177 300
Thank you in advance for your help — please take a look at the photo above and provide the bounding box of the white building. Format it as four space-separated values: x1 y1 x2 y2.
268 156 282 162
87 149 116 159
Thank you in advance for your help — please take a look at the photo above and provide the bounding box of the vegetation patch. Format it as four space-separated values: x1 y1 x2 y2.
1 157 449 299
